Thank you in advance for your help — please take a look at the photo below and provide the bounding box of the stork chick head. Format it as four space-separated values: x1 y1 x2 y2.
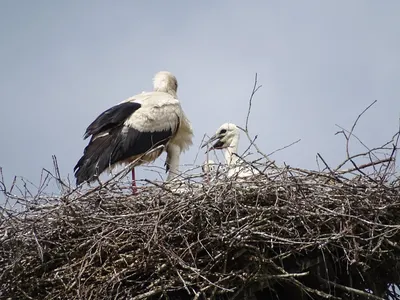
153 71 178 96
202 159 217 173
202 123 239 150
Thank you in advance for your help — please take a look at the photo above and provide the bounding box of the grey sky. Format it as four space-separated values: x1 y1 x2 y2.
1 1 399 196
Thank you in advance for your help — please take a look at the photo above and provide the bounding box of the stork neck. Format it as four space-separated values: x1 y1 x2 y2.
224 137 239 166
155 87 177 98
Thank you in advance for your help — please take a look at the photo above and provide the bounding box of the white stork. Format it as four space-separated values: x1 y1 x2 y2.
74 71 193 191
201 123 260 179
201 159 218 183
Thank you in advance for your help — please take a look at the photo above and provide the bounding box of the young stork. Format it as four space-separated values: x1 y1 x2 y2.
201 123 260 179
74 71 193 191
201 159 219 183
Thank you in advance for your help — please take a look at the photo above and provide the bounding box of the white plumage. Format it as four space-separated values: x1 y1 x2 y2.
201 159 220 182
202 123 260 179
74 71 193 187
201 159 217 174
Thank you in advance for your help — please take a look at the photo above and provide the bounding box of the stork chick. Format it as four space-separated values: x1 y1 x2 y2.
201 159 219 183
202 123 259 178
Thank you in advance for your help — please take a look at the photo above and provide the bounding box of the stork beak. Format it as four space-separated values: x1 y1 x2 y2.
201 134 218 148
202 134 225 151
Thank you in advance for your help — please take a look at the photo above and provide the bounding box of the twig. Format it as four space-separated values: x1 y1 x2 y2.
130 288 163 300
245 73 262 132
317 153 342 183
267 139 301 157
337 158 393 175
320 278 385 300
346 100 377 160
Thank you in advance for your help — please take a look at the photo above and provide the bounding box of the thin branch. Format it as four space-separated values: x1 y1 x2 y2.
320 278 385 300
245 73 262 132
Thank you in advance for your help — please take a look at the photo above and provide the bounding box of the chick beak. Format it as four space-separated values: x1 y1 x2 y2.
202 134 225 151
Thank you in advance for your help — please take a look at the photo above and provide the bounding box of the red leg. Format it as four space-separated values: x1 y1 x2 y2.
131 168 138 195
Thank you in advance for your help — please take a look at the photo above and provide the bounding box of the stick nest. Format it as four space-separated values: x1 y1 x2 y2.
1 78 400 299
1 161 400 300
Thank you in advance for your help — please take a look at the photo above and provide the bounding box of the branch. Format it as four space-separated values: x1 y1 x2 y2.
320 278 385 300
245 73 262 132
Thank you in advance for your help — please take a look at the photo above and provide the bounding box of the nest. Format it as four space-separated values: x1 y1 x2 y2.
1 80 400 299
1 156 400 300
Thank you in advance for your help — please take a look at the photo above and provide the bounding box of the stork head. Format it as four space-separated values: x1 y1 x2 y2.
202 123 240 150
153 71 178 96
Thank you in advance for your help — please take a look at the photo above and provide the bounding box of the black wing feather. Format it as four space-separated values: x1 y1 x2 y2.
74 125 173 185
83 102 141 139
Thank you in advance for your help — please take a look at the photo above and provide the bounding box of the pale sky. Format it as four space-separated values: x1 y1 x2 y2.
1 1 400 199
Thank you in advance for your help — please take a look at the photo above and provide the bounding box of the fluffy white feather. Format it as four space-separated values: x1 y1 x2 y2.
202 123 260 179
74 71 193 185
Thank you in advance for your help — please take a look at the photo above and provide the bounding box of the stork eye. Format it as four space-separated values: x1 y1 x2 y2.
220 129 227 134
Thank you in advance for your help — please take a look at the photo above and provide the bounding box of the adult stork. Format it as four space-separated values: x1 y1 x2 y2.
74 71 193 192
201 123 260 179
